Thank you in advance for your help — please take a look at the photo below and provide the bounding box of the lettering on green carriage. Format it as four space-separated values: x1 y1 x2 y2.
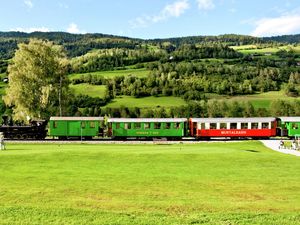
136 131 159 135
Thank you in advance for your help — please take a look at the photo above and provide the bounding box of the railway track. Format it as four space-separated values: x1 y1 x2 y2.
4 137 276 144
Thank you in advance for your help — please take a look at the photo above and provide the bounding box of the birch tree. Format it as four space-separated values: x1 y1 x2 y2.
3 39 70 121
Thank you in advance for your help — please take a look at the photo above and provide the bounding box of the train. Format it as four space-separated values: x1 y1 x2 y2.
2 116 299 140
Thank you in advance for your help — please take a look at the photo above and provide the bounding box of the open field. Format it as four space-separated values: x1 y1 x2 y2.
68 68 149 80
231 44 300 55
105 95 187 108
70 84 106 98
208 91 300 109
0 142 299 224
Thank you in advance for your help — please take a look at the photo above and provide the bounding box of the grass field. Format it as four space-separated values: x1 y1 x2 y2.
0 142 299 224
68 68 149 80
208 91 300 109
70 84 106 98
105 95 187 108
231 44 300 55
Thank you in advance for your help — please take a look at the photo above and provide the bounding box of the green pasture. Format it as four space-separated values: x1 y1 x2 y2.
231 44 300 55
209 91 300 109
105 95 187 108
68 68 149 80
0 142 299 224
70 84 106 98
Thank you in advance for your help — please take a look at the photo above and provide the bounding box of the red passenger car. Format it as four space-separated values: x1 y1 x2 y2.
189 117 277 138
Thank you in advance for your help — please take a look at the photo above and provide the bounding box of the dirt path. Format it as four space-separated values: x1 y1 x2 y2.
260 140 300 157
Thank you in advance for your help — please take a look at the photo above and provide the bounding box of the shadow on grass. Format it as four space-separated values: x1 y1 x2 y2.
244 149 260 153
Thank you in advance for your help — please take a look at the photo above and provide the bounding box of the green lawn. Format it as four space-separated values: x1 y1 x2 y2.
0 142 299 224
68 68 149 80
106 95 187 108
70 84 106 98
208 91 300 109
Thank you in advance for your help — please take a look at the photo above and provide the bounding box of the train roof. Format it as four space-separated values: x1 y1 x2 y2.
278 117 300 122
190 117 276 123
107 118 187 123
50 117 104 121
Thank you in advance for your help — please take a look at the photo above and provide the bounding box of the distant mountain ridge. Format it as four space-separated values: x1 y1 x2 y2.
0 31 299 60
1 31 300 43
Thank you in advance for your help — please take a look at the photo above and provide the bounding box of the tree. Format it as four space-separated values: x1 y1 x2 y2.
3 39 70 121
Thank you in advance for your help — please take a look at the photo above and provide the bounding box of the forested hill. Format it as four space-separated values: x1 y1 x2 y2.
263 34 300 44
1 31 300 59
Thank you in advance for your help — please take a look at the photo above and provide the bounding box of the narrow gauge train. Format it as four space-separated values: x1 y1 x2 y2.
47 116 300 140
0 117 48 139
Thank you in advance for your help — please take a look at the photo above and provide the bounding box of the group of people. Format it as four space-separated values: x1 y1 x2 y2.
279 139 298 150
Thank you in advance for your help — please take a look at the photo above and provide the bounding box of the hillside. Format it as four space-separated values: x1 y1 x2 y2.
0 32 300 118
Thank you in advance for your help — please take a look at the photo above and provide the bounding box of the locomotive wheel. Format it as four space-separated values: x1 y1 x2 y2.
21 134 28 139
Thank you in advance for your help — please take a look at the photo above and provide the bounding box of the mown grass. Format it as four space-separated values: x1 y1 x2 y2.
105 95 187 108
0 142 299 224
70 84 106 98
68 68 149 80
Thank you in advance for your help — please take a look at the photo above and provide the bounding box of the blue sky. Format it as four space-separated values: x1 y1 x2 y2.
1 0 300 39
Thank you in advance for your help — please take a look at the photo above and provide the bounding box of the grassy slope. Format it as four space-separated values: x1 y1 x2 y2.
70 84 106 98
105 95 187 108
231 44 300 54
208 91 300 109
0 142 299 224
68 68 149 80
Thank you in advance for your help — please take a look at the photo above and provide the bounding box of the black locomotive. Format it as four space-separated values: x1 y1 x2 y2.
0 116 48 139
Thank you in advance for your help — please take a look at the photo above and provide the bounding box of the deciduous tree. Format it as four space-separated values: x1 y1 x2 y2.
3 39 70 121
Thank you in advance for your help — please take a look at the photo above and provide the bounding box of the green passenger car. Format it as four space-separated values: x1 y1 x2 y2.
49 117 104 139
278 117 300 138
108 118 188 139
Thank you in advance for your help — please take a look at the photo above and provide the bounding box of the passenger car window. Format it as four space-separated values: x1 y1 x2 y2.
90 121 95 128
241 123 248 129
135 123 141 129
154 123 161 129
144 123 150 129
165 123 171 129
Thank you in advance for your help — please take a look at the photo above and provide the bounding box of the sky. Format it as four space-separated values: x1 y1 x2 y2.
1 0 300 39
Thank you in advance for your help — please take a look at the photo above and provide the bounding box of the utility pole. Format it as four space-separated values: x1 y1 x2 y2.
59 75 62 117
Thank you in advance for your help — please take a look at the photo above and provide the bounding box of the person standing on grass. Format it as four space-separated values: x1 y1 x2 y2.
0 132 5 150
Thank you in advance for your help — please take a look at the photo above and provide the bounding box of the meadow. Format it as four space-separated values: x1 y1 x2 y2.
208 91 300 109
230 44 300 54
70 84 106 98
105 95 187 108
68 68 149 80
0 142 299 224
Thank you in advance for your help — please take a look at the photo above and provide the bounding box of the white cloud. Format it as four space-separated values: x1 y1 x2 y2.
10 27 50 33
251 13 300 37
130 0 189 28
24 0 33 9
67 23 86 34
196 0 215 10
